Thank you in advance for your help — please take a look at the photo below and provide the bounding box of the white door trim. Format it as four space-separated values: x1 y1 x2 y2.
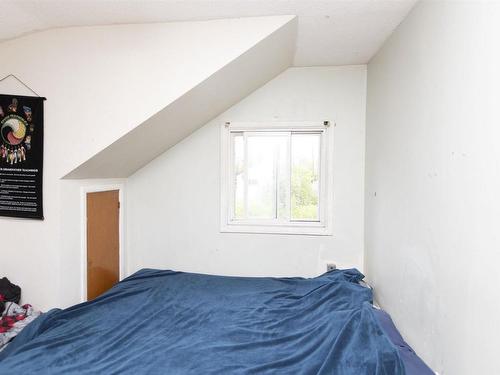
80 184 125 303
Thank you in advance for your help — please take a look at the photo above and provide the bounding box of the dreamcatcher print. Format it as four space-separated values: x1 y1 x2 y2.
0 98 34 165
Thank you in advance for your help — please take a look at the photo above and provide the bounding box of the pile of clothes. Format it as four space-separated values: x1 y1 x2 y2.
0 277 40 352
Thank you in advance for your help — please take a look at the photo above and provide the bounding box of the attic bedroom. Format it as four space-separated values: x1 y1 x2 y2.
0 1 497 374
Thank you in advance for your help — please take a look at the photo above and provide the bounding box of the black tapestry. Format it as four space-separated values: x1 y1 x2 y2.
0 94 44 219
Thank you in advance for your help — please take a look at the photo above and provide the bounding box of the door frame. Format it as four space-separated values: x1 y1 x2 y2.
80 184 125 302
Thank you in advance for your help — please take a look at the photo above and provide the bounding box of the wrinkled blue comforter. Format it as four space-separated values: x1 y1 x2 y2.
0 269 405 374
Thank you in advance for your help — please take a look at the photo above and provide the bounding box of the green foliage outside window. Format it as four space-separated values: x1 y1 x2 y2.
291 161 319 220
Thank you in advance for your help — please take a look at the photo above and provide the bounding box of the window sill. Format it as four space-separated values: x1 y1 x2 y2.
220 222 332 236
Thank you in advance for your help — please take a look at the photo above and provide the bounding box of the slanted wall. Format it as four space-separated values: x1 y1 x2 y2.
0 16 297 310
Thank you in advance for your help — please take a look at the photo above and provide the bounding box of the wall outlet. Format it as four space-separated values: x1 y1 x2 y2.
326 263 337 272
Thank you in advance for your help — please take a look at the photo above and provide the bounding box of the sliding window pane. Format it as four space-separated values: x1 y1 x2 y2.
276 136 289 221
291 133 320 221
247 134 287 219
233 133 245 219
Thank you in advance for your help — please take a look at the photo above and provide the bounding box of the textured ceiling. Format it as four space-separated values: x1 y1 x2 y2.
0 0 416 66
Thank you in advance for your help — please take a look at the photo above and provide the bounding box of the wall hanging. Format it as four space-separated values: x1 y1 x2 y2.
0 75 45 219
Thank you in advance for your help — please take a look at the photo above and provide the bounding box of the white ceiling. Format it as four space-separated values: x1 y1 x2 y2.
0 0 416 66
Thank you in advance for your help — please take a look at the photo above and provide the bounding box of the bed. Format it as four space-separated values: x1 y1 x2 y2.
0 268 432 374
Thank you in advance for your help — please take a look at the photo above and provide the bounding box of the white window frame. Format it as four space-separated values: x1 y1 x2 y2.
220 121 334 236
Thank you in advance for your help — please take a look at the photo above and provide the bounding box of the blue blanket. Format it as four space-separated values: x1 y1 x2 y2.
0 269 405 374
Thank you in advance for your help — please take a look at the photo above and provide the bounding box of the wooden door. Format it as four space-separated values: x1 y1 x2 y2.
86 190 120 300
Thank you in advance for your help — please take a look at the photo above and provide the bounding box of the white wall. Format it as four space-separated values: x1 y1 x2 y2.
365 2 500 374
127 66 367 278
64 16 296 178
0 17 293 311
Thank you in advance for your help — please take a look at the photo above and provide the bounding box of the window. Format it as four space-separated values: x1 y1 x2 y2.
220 121 333 235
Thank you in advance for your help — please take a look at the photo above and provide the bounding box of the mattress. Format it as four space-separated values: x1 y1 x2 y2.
0 268 428 374
373 309 434 375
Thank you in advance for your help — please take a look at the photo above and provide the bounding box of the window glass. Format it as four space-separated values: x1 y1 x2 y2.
233 133 244 219
291 133 320 221
230 130 322 224
246 134 288 219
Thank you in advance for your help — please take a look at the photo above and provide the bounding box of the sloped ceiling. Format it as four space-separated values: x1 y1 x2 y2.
0 1 417 179
0 0 416 66
63 16 297 178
